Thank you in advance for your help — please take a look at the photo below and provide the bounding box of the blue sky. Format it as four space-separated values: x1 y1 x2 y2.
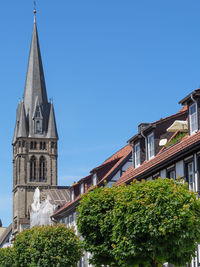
1 0 200 226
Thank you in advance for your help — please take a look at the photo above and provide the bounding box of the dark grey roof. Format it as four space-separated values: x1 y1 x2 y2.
41 188 70 207
13 102 22 144
17 103 28 138
47 103 58 139
13 20 58 143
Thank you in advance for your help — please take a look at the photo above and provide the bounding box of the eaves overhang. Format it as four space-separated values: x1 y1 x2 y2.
125 140 200 184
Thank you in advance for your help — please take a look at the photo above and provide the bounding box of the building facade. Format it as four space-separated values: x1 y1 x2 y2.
12 16 59 236
53 89 200 267
53 144 133 266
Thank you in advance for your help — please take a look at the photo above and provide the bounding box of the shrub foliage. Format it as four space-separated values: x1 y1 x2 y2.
0 247 14 267
78 178 200 266
13 224 82 267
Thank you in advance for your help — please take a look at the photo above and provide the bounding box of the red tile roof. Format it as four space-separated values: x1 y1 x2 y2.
53 145 132 217
116 131 200 186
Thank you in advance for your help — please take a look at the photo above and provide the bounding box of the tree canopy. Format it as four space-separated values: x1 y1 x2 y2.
0 247 14 267
77 178 200 266
77 185 120 266
13 224 82 267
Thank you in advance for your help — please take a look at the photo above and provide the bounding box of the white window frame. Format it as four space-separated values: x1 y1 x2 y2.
189 102 198 135
134 142 141 168
71 189 74 201
93 174 97 186
80 183 84 194
147 132 155 160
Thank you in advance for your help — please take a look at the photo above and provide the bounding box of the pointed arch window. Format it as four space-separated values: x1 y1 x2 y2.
30 156 36 182
39 156 46 182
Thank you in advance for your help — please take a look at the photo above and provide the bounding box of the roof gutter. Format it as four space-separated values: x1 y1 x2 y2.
126 139 200 184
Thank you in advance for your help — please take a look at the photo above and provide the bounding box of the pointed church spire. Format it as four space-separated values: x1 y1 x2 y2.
23 16 48 136
47 103 58 139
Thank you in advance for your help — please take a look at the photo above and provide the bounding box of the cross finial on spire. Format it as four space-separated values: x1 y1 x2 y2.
33 0 37 23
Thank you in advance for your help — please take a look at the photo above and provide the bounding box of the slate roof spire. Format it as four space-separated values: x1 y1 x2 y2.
23 14 49 137
47 102 59 139
13 13 58 142
17 102 28 138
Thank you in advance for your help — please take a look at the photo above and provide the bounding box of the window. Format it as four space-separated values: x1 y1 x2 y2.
51 142 56 149
189 103 198 135
147 133 155 160
36 121 41 133
30 156 36 181
93 174 97 186
167 170 176 180
134 142 140 167
69 215 73 224
39 156 46 182
40 142 46 150
71 189 74 201
16 158 18 185
187 162 194 191
80 183 84 194
30 141 37 150
65 216 69 225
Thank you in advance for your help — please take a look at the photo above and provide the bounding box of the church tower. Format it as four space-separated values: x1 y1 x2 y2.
12 13 58 235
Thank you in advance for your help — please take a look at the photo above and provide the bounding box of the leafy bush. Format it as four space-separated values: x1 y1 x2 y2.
14 224 82 267
78 179 200 266
77 185 121 266
0 247 14 267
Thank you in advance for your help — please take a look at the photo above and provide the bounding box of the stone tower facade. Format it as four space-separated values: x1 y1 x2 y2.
12 17 58 235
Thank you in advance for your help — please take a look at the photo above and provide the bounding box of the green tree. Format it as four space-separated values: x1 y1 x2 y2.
77 186 121 266
78 178 200 267
14 224 82 267
0 247 14 267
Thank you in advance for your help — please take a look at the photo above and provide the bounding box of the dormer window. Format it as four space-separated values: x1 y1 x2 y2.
71 189 74 202
189 103 198 135
80 183 84 194
36 121 41 133
134 142 140 168
147 132 154 160
93 174 97 186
